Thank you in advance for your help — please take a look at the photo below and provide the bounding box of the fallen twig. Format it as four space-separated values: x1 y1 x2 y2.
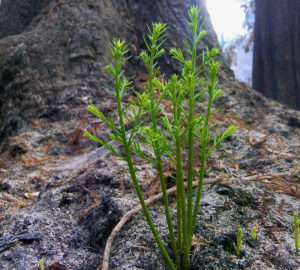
100 169 299 270
101 178 223 270
242 170 299 182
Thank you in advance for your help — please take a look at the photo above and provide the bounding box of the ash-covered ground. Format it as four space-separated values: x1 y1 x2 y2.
0 75 299 269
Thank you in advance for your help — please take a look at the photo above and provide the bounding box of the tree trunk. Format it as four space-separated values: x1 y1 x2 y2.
0 0 50 39
0 0 222 151
253 0 300 109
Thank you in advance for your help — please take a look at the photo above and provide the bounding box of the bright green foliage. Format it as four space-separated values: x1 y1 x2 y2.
293 212 300 256
251 227 257 240
84 6 237 270
233 228 243 257
40 259 44 270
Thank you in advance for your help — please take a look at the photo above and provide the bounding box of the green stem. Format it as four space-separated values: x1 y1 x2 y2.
186 83 194 237
172 81 189 269
171 87 183 257
190 89 213 242
178 143 189 269
296 228 299 252
173 95 188 269
148 48 180 269
115 65 176 270
185 32 197 268
294 213 299 254
176 157 183 254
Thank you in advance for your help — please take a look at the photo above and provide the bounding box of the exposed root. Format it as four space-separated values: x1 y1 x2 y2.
101 178 223 270
100 169 299 270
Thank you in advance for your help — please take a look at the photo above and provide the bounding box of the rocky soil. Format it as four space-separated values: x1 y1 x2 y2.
0 0 299 270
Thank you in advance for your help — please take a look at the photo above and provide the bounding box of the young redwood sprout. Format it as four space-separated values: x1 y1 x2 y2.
84 38 176 270
84 6 237 270
251 227 257 241
233 228 243 257
293 212 300 256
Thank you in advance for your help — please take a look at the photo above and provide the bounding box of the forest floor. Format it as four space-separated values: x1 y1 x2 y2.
0 74 300 270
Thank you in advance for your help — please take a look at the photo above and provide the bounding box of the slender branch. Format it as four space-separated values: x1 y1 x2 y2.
190 81 214 242
186 22 198 262
146 24 180 267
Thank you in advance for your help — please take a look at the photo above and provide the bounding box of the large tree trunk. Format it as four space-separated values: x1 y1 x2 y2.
0 0 222 151
0 0 50 39
252 0 300 109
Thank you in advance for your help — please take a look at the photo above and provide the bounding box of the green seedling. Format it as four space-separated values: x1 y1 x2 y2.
251 227 257 240
293 212 300 256
84 6 236 270
40 259 44 270
233 228 243 257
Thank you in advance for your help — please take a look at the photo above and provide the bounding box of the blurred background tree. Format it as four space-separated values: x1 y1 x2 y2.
253 0 300 110
219 0 299 110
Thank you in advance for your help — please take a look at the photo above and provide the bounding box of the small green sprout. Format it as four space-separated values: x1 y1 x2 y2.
233 228 243 257
251 227 257 240
293 212 300 256
40 259 44 270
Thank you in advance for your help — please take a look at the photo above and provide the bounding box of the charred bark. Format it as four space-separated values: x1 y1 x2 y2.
0 0 50 39
0 0 224 151
253 0 300 109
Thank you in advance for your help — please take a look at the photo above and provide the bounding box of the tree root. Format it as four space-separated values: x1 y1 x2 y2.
100 178 223 270
100 169 299 270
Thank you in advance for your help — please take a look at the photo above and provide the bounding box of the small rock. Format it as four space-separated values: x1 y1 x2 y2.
17 232 43 243
47 261 69 270
0 182 10 191
0 235 17 252
24 191 40 199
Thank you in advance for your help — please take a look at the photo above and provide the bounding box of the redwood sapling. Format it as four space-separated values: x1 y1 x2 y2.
84 6 237 270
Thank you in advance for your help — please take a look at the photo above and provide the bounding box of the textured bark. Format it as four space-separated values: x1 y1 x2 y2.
0 0 50 39
253 0 300 109
0 0 223 151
